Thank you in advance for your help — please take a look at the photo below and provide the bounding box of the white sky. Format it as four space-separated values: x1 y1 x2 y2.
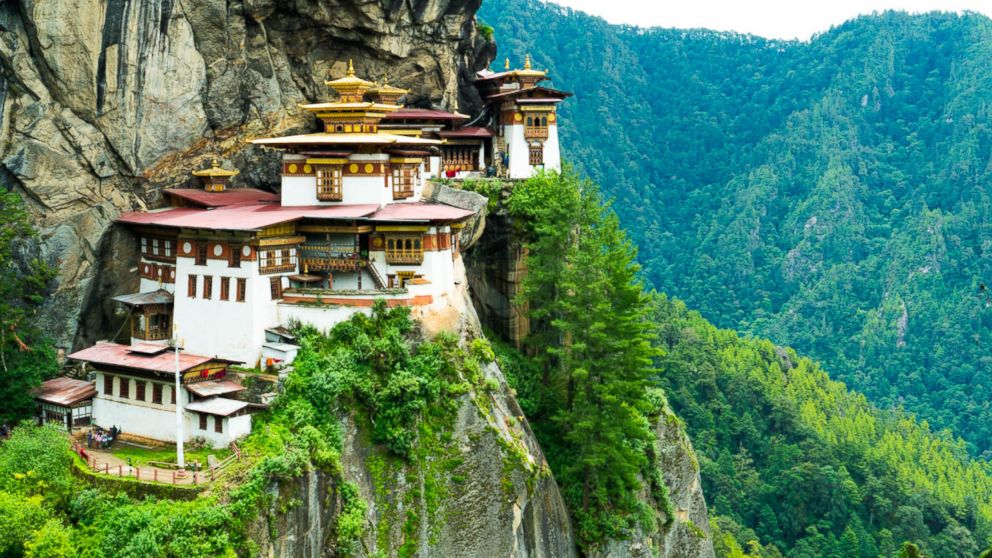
544 0 992 40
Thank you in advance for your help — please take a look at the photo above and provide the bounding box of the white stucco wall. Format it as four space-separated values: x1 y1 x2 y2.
342 175 389 206
279 304 374 332
544 125 561 172
173 255 280 367
504 125 532 179
281 176 319 206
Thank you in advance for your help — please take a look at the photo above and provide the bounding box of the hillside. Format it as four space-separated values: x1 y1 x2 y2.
480 0 992 457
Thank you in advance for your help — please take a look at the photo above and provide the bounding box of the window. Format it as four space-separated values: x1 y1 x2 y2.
152 238 159 256
316 165 343 201
236 278 246 302
164 239 172 257
270 277 283 300
152 383 162 405
203 276 213 299
196 242 208 265
214 416 223 433
529 143 544 166
118 378 128 399
229 248 241 268
136 381 146 402
199 413 207 430
188 274 197 298
441 146 480 171
220 277 230 301
385 235 424 264
171 387 176 405
392 165 416 199
103 374 113 395
260 249 296 274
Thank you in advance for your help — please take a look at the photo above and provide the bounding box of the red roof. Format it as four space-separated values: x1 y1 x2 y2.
34 377 96 406
439 127 495 139
118 204 381 231
384 108 469 121
485 86 572 101
371 203 475 222
68 342 223 374
165 188 279 208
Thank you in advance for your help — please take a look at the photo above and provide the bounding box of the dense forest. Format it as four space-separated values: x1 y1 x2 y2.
488 172 992 556
479 0 992 457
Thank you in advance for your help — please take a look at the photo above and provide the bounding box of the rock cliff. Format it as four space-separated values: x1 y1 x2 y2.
0 0 494 350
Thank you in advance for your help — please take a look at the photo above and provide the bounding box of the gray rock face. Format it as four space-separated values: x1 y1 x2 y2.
254 287 578 558
0 0 493 350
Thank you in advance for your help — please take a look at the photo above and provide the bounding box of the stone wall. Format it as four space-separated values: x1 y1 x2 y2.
0 0 495 351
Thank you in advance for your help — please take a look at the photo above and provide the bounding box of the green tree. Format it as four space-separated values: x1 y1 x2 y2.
508 170 661 546
0 191 56 424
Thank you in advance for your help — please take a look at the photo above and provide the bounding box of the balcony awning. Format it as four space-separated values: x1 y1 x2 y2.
112 289 174 307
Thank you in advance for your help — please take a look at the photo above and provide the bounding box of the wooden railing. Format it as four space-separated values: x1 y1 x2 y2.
525 126 549 139
385 250 423 265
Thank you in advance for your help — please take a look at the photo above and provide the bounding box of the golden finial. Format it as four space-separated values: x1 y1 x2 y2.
504 57 510 70
524 53 532 69
211 156 220 168
382 74 389 86
347 59 355 76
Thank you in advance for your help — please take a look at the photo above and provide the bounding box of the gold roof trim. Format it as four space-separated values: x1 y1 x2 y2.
192 158 239 178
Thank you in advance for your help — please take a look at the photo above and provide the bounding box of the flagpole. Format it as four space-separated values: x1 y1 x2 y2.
174 325 185 471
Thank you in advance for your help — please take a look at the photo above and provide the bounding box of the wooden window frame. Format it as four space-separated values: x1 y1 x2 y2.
236 278 247 302
270 277 283 300
391 166 416 199
195 242 208 266
136 381 146 402
260 249 296 274
203 275 213 300
229 248 241 268
188 274 197 298
384 235 424 264
199 413 207 430
316 165 343 201
118 378 128 399
214 416 223 434
152 383 163 405
529 143 544 166
220 277 230 301
103 374 113 396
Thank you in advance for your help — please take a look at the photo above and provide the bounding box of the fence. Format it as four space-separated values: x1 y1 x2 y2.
71 442 239 486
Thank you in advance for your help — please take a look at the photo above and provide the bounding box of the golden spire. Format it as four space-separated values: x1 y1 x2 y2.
347 59 355 76
524 53 532 69
211 157 220 168
504 57 510 70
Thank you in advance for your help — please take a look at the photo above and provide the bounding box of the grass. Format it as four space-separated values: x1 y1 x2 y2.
110 444 232 468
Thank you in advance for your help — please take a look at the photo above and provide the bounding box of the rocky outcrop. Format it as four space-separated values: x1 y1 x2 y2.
252 284 578 558
0 0 494 350
464 208 530 346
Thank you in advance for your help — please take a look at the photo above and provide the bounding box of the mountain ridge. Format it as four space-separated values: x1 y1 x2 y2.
480 0 992 457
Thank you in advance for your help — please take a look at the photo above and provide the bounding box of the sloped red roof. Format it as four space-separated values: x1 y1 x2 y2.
439 127 495 139
68 342 225 373
485 86 572 101
371 203 475 222
34 377 96 406
384 108 469 121
118 204 380 231
165 188 279 208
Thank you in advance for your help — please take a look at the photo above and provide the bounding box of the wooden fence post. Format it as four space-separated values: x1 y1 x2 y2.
172 470 176 485
154 469 158 483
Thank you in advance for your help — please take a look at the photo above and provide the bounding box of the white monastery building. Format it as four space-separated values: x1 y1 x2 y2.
65 56 571 447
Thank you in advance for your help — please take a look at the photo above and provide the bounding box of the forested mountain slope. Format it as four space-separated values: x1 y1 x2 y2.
480 0 992 456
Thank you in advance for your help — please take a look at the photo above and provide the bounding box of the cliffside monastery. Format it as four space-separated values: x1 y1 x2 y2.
36 57 571 449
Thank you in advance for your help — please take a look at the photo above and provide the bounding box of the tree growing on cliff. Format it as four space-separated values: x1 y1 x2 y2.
0 190 57 423
508 169 660 547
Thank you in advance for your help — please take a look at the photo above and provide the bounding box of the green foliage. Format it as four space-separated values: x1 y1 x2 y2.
0 423 76 508
480 1 992 460
504 169 665 548
0 191 57 424
653 295 992 557
23 520 74 558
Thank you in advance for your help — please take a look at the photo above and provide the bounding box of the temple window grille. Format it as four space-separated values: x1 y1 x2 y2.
385 235 424 264
316 165 343 201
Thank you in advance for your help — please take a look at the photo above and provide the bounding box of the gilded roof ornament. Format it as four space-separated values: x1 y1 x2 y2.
192 157 239 178
505 57 510 70
524 53 532 69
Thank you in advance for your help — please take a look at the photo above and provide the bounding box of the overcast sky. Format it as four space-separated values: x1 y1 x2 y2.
544 0 992 40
